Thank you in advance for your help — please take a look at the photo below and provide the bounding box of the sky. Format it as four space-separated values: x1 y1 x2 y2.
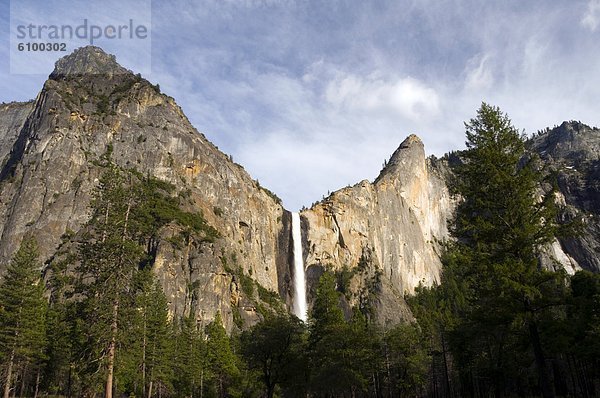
1 0 600 210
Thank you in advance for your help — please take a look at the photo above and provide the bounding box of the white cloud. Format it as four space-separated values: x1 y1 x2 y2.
582 0 600 31
325 74 440 121
464 54 494 91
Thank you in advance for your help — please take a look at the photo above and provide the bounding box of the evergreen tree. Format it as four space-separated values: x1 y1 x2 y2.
446 103 564 397
172 314 206 398
382 323 429 397
117 270 173 397
44 248 86 397
139 274 173 398
205 312 239 398
0 238 47 398
76 166 144 398
240 314 306 398
43 299 77 396
308 272 374 396
563 271 600 395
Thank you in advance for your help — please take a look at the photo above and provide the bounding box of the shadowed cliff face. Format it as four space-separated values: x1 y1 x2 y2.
529 121 600 272
0 101 33 168
0 47 599 331
0 46 289 332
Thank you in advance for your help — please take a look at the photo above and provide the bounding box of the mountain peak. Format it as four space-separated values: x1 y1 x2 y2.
530 120 600 164
387 134 424 165
375 134 425 184
50 46 130 78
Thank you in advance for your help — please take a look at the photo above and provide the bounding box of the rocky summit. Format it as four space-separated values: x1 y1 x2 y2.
0 46 598 330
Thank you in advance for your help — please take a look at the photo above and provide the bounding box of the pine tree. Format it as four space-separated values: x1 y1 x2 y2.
44 250 79 396
447 103 564 397
308 272 374 396
76 166 144 398
382 323 429 397
205 312 239 398
172 314 206 397
240 314 306 398
562 271 600 396
118 270 172 398
0 238 47 398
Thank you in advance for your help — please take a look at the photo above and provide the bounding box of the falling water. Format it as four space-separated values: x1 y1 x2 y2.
291 212 308 322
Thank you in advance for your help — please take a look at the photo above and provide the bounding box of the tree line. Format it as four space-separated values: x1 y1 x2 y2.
1 104 599 397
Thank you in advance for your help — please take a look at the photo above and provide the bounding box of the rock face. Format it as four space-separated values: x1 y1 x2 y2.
299 122 600 326
529 121 600 272
0 47 599 331
301 135 454 325
0 101 33 166
0 47 291 332
50 46 129 78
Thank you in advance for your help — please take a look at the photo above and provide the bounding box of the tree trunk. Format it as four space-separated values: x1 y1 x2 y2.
105 297 119 398
18 364 26 398
3 348 15 398
67 365 72 398
105 196 132 398
384 342 391 398
266 383 275 398
142 309 147 398
33 370 40 398
441 331 451 398
147 381 153 398
529 320 555 398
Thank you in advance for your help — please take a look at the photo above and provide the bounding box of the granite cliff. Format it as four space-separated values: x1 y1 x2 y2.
300 135 453 325
0 47 598 330
0 47 293 332
529 121 600 273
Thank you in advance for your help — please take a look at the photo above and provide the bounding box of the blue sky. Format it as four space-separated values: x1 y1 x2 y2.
2 0 600 210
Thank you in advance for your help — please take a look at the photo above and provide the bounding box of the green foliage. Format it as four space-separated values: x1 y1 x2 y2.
222 253 286 318
232 308 244 329
66 162 219 395
256 284 284 312
564 271 600 362
238 272 255 297
134 174 220 243
76 165 146 394
95 94 110 115
172 315 206 397
308 272 376 396
240 315 307 398
383 323 430 396
336 265 355 297
116 270 173 397
0 237 47 395
112 74 142 96
409 103 573 397
9 103 600 397
255 180 282 204
205 312 240 396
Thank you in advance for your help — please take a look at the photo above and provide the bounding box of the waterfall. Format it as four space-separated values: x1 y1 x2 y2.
291 212 308 322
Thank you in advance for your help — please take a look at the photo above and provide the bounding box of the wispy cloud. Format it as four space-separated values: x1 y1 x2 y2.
582 0 600 31
464 54 494 92
2 0 600 210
